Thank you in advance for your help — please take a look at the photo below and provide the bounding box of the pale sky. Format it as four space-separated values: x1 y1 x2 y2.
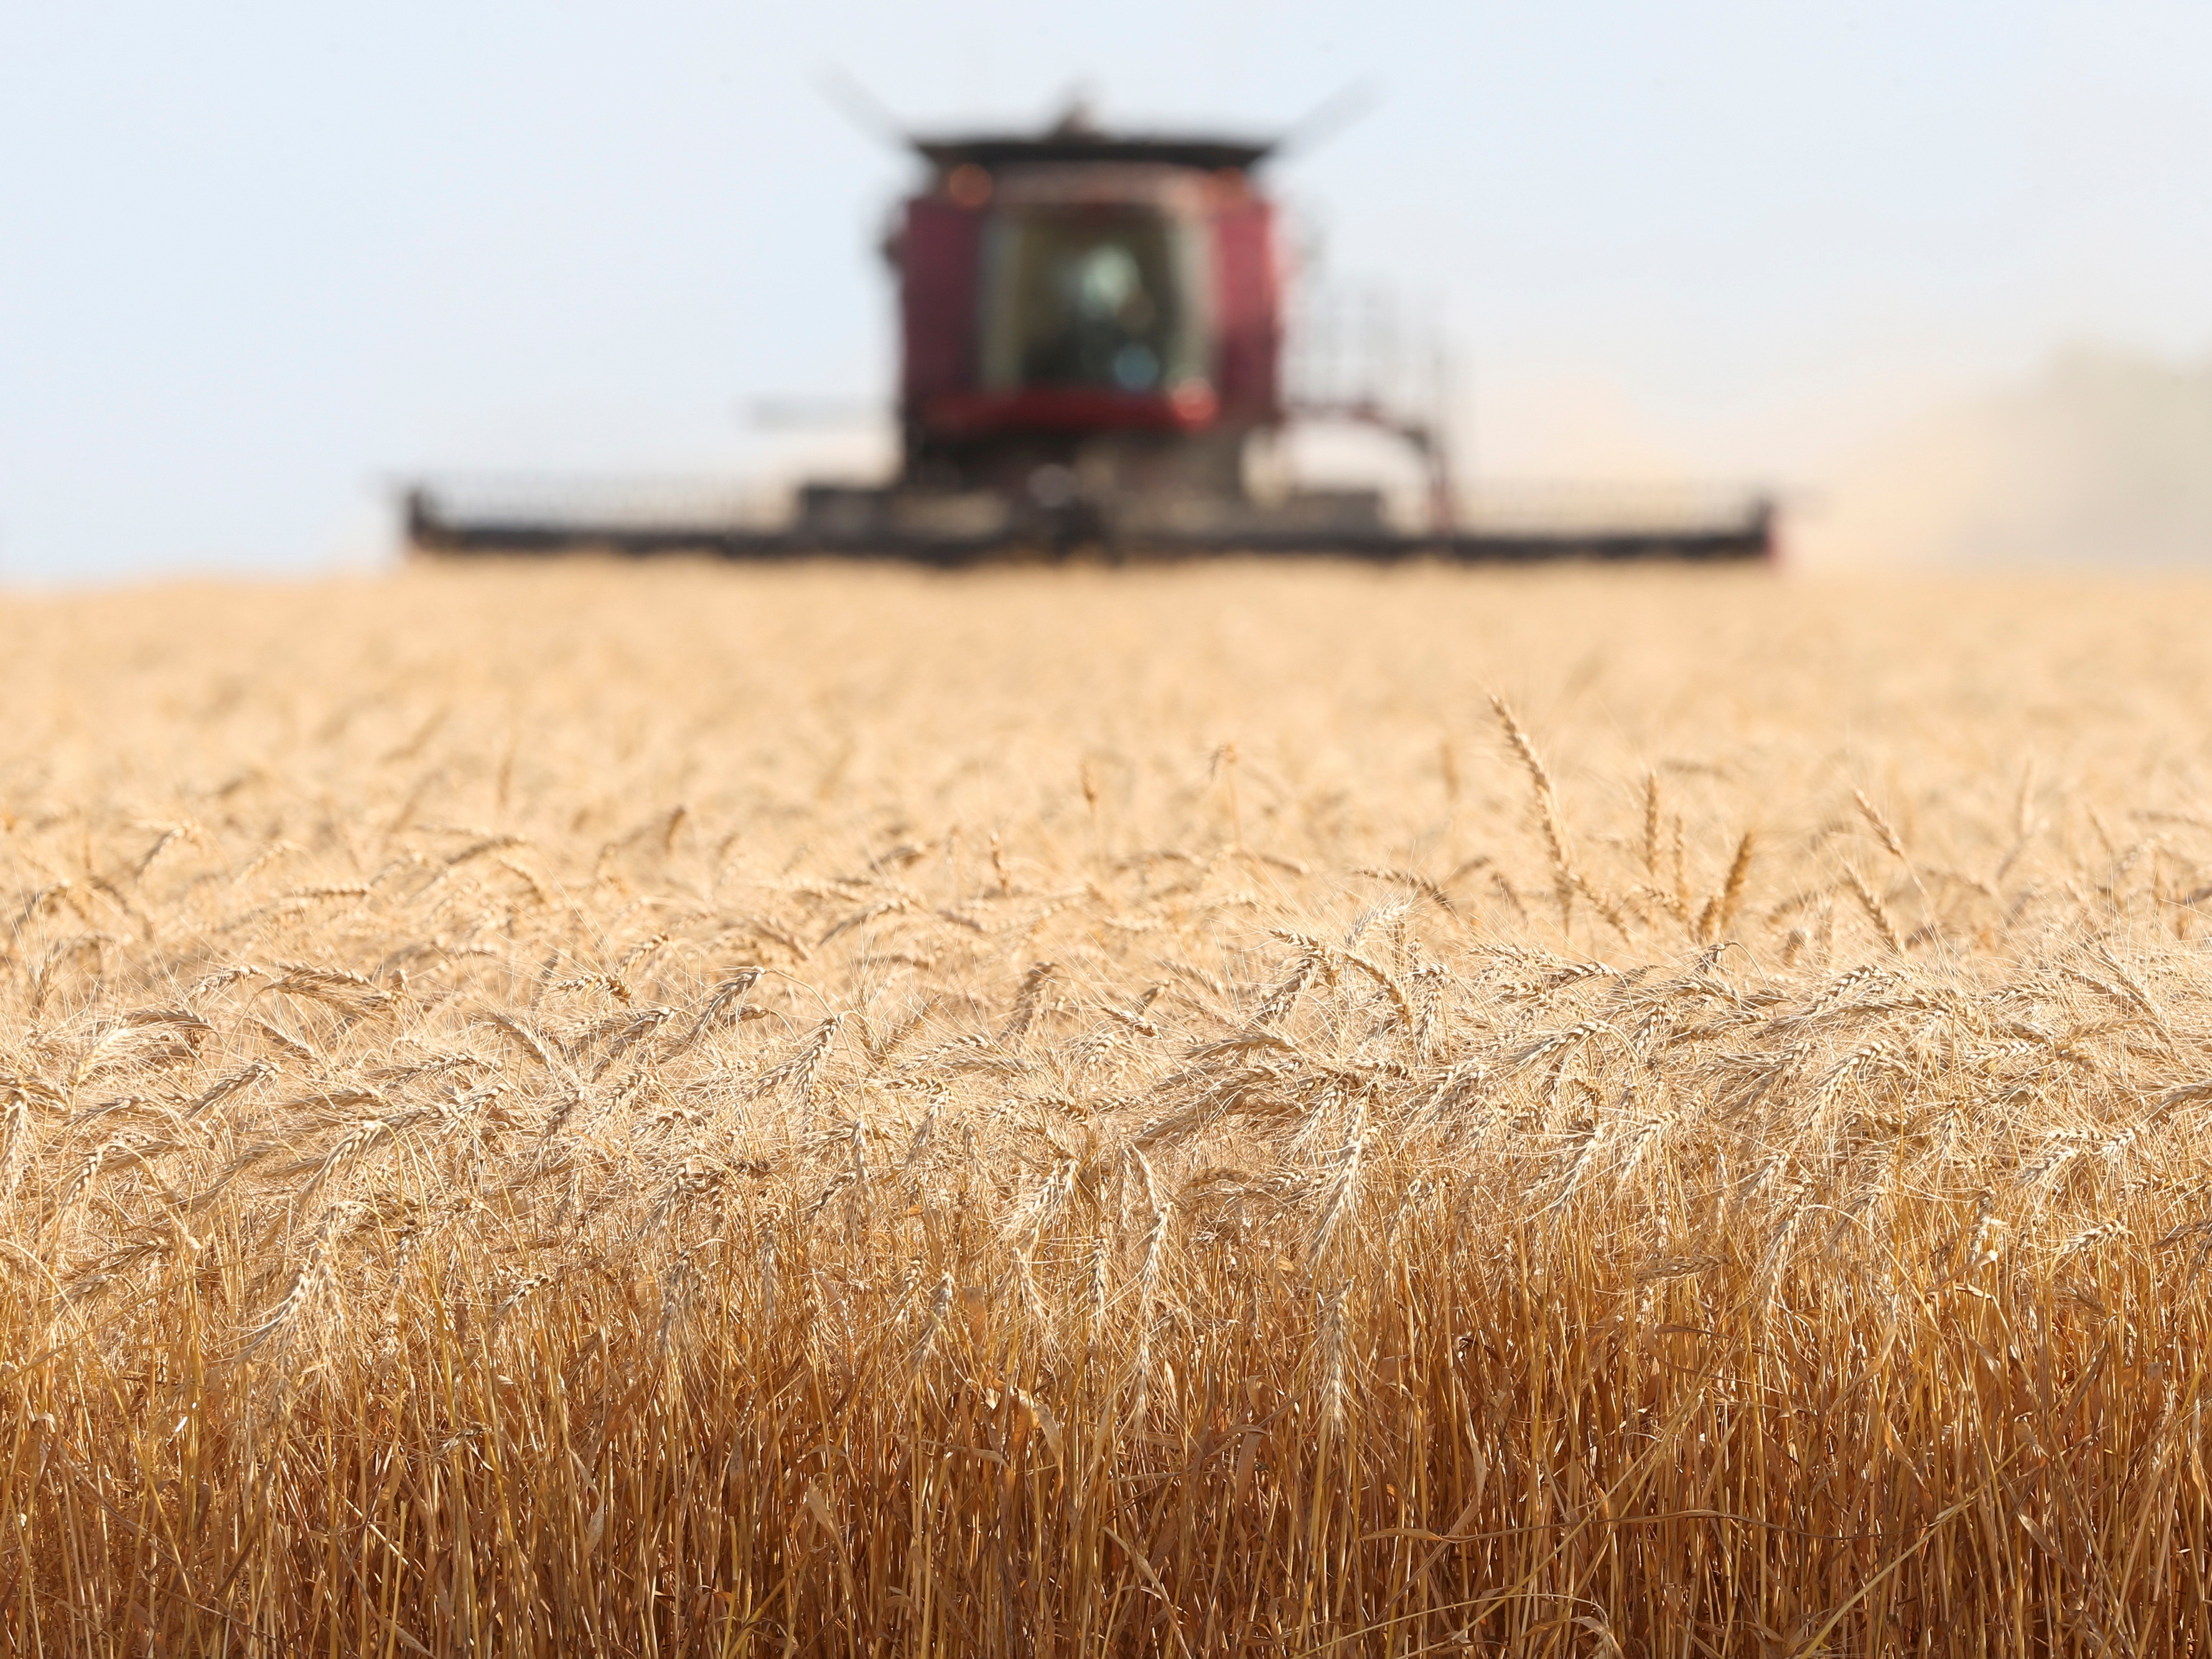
5 2 2212 577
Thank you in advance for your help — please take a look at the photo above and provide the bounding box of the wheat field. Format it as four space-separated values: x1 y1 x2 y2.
7 559 2212 1655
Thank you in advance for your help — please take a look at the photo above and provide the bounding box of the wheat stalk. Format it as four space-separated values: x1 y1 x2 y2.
6 564 2210 1653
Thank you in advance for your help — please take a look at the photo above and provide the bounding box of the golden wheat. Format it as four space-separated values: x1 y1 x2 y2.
6 559 2212 1653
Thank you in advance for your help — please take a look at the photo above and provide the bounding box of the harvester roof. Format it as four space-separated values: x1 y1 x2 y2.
912 100 1271 176
913 133 1273 175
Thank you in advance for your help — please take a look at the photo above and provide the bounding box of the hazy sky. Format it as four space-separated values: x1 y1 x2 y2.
5 2 2211 578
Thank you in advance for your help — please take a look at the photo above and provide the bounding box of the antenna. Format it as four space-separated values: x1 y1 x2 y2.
814 65 912 152
1274 80 1381 159
1047 80 1104 137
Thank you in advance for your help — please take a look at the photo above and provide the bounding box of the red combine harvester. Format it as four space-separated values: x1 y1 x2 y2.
405 110 1773 564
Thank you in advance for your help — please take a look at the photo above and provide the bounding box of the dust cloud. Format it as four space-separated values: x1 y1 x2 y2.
1793 346 2212 570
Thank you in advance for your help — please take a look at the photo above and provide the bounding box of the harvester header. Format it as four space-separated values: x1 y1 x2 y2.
405 104 1772 564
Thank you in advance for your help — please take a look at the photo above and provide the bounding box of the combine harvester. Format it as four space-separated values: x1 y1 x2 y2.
404 106 1773 565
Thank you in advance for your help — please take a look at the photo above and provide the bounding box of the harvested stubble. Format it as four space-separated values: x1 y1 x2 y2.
7 561 2212 1653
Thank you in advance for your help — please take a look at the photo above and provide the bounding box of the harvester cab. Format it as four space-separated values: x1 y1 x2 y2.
816 103 1346 549
403 104 1773 564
